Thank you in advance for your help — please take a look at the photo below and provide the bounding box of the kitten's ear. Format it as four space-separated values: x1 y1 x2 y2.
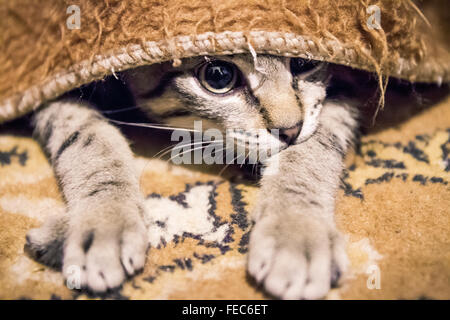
297 101 324 143
296 82 327 143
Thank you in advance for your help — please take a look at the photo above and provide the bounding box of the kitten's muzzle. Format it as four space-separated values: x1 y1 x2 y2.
277 122 302 146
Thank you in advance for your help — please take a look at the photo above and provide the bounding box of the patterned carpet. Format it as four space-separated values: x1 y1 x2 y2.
0 95 449 300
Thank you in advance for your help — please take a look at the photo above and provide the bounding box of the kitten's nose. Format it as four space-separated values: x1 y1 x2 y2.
278 123 302 145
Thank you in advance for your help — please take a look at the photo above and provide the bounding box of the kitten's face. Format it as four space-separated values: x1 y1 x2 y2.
124 54 328 155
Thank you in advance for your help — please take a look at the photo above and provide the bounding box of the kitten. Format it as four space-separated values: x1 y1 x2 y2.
25 54 360 299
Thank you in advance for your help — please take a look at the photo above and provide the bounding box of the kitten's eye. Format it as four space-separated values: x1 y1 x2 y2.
290 58 319 75
198 60 238 94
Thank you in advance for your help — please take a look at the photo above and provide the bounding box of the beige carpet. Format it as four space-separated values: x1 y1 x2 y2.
0 95 449 300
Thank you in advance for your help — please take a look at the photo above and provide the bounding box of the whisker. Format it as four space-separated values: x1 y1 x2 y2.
219 152 244 177
109 119 199 132
100 106 141 114
167 145 206 163
207 146 226 161
218 162 233 178
153 143 179 158
154 139 211 158
158 140 223 159
167 142 223 163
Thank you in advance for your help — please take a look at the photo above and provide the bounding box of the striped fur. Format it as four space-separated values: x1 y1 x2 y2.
26 54 359 299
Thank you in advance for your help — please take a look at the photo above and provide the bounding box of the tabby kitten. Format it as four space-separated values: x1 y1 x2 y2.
26 54 359 299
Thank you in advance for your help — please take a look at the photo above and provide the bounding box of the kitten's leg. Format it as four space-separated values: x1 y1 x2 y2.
26 100 148 292
248 100 358 300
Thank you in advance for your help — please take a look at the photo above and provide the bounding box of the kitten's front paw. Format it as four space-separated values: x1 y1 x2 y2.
248 210 348 300
26 201 148 293
63 204 147 293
